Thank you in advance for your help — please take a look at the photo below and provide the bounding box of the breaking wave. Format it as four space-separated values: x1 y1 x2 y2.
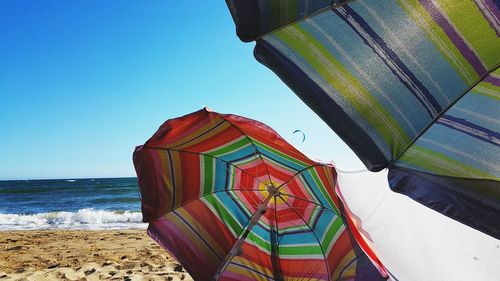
0 208 146 230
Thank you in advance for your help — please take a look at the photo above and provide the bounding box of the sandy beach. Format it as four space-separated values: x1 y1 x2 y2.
0 229 193 281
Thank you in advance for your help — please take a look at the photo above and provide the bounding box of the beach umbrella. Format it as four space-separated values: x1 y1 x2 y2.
226 0 499 240
133 108 387 280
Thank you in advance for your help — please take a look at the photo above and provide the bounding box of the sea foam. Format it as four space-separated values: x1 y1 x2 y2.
0 208 146 230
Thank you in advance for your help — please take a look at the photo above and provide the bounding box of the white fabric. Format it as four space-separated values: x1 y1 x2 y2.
337 169 500 281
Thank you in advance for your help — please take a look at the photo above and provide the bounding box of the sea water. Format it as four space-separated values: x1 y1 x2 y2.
0 178 146 230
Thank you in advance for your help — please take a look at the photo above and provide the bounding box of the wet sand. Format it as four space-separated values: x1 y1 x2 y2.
0 229 193 281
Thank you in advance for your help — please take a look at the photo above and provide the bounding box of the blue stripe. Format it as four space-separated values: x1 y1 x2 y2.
214 143 256 163
450 92 500 130
437 115 500 146
300 171 332 209
212 192 251 227
280 229 319 245
256 144 308 172
334 5 442 117
214 158 229 191
310 209 338 243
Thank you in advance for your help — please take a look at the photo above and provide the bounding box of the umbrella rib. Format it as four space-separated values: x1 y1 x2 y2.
213 113 275 187
276 164 329 190
280 195 333 281
279 193 339 216
142 146 268 187
276 164 337 210
390 63 500 166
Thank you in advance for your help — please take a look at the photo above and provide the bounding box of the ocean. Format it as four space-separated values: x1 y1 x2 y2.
0 177 146 230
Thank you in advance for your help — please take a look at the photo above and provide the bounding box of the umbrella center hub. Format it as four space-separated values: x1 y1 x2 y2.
267 184 280 196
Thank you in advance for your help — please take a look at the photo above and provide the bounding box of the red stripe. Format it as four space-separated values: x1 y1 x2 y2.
327 230 353 277
147 108 219 148
181 125 242 152
183 200 237 254
179 152 201 202
133 148 170 221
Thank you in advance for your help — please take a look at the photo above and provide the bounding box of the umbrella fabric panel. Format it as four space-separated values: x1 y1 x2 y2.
251 0 500 170
389 68 500 238
389 166 500 239
396 68 500 180
275 206 345 280
147 196 247 281
226 0 346 42
147 190 271 281
216 199 380 280
134 148 262 221
220 241 277 280
285 166 341 212
274 202 383 280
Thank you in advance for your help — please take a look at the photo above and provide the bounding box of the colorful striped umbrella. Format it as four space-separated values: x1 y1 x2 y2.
133 108 386 281
226 0 500 240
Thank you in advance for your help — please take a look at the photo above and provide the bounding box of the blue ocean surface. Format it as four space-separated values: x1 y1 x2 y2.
0 177 146 230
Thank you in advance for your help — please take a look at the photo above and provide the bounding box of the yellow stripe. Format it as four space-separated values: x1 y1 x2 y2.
331 249 357 280
160 115 227 149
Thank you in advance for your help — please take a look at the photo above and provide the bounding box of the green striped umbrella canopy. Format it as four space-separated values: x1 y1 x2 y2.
133 108 386 281
226 0 500 239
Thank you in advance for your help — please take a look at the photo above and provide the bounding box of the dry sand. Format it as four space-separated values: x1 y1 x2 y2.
0 229 193 281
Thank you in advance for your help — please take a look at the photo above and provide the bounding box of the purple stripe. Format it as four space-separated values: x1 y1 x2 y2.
148 222 215 281
420 0 487 75
148 222 196 255
310 207 325 229
483 0 500 17
483 74 500 86
336 256 358 280
222 271 264 281
334 5 441 117
437 114 500 146
474 0 500 36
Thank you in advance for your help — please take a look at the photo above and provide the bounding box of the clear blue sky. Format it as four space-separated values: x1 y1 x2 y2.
0 1 363 180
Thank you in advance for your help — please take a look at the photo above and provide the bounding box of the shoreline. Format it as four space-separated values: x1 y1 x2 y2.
0 229 193 280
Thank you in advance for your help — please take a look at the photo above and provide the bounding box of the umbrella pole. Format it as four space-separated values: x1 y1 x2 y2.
271 197 284 281
212 189 277 281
